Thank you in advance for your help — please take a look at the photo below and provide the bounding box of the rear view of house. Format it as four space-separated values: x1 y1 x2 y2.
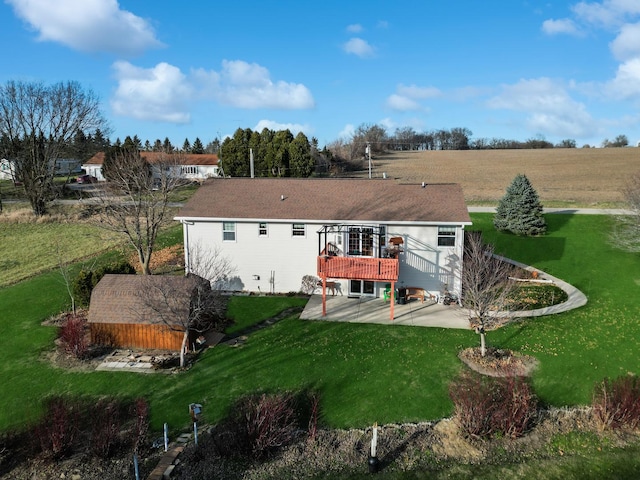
175 178 471 307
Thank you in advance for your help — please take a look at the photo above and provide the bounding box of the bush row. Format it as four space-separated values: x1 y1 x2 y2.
177 391 319 477
450 372 640 439
30 396 147 461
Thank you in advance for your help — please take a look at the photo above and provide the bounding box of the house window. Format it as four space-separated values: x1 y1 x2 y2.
181 166 198 175
259 222 268 236
292 223 306 237
379 225 387 247
223 222 236 241
438 226 456 246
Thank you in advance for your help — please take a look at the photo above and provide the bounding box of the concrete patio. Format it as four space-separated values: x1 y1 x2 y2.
300 295 470 329
299 266 587 330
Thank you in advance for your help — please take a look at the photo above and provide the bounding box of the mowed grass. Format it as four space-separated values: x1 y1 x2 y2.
0 220 123 287
1 212 640 439
358 148 640 207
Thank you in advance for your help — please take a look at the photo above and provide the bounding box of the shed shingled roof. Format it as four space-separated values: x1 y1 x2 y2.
175 178 471 224
88 274 200 326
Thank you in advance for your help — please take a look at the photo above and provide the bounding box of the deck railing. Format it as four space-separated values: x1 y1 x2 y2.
317 255 399 281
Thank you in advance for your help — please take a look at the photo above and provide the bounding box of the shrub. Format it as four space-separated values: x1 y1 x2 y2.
131 397 149 455
241 392 299 459
593 375 640 430
72 269 94 307
449 371 538 439
90 399 122 458
72 260 136 307
33 397 78 459
59 314 88 359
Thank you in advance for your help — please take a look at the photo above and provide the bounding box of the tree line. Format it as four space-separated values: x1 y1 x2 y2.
217 127 332 178
326 123 633 164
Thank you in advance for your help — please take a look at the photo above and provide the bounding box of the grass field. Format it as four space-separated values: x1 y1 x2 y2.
355 148 640 207
1 213 639 435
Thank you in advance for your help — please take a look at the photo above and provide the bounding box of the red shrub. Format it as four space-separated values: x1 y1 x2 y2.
33 397 78 459
449 371 538 439
59 314 88 359
593 375 640 430
243 393 298 459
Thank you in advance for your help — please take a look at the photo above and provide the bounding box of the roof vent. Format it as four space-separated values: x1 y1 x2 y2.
281 194 285 201
421 182 426 188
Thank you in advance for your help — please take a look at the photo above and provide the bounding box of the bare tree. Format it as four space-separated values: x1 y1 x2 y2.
611 171 640 252
93 148 188 274
138 244 235 367
461 232 519 356
0 80 107 216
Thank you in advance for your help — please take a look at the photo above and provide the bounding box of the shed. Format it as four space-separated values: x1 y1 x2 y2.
88 274 203 351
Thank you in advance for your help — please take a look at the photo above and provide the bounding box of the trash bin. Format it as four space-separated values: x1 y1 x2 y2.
397 288 406 305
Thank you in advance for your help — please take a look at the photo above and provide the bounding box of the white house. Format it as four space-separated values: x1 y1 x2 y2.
81 152 220 181
0 158 15 180
174 178 471 315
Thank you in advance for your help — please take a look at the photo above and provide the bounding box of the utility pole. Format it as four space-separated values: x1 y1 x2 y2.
366 143 372 179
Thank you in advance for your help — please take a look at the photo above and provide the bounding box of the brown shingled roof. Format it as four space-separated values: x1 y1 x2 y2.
88 274 200 326
175 178 471 224
84 152 219 166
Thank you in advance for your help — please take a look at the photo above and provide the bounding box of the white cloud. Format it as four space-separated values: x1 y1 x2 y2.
6 0 162 56
610 22 640 60
209 60 315 109
397 84 442 99
604 58 640 98
386 94 421 111
112 59 315 123
487 78 596 137
111 61 192 123
541 18 581 35
385 84 441 112
253 120 310 135
572 0 640 29
343 37 375 58
346 23 363 33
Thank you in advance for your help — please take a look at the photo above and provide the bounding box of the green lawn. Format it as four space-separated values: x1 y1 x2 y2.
0 213 639 439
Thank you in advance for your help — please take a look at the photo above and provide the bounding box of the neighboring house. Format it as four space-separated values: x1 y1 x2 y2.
81 152 219 181
1 157 81 180
174 178 471 317
87 274 203 351
0 158 15 180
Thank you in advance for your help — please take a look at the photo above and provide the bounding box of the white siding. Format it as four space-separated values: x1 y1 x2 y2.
388 224 464 297
184 220 321 293
182 219 465 297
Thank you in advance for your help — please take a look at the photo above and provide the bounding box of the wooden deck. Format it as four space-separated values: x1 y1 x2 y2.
317 256 399 281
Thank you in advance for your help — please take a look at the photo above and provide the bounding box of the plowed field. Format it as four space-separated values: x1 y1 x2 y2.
353 148 640 206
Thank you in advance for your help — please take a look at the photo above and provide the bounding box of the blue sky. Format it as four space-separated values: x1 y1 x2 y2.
2 0 640 148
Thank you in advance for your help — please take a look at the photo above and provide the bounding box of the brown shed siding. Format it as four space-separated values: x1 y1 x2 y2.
90 322 186 351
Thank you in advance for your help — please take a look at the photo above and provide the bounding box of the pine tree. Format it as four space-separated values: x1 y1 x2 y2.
494 173 546 236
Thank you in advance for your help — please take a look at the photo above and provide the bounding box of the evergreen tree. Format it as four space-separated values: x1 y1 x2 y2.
192 137 204 154
289 131 314 177
494 174 546 236
182 138 191 153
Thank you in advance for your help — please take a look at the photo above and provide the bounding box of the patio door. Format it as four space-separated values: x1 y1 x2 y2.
349 280 375 296
348 227 374 256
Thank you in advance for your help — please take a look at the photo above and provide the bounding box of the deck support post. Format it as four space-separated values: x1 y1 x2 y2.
321 276 327 317
390 280 395 321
